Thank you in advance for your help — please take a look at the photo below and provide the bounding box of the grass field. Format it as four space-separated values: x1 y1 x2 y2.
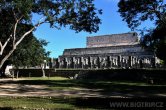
0 77 166 110
0 97 77 110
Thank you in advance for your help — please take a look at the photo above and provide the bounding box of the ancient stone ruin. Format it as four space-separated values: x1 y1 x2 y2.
55 32 160 69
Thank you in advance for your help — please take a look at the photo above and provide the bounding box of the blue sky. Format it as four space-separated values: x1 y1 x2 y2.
34 0 132 58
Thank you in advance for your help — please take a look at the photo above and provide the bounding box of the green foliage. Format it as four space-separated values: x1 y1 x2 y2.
0 0 101 69
0 10 49 68
118 0 166 64
0 9 14 43
0 0 101 33
11 35 50 68
140 17 166 63
118 0 166 30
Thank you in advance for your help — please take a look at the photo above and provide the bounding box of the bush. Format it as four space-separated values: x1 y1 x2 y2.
12 68 166 84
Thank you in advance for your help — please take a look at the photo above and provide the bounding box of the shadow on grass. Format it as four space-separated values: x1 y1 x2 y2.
1 97 165 110
0 107 14 110
1 78 166 97
1 79 166 109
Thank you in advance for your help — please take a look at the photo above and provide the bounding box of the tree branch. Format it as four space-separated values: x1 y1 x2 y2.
0 41 2 55
0 17 46 68
15 21 45 47
0 46 15 68
0 41 2 50
13 20 19 47
0 15 22 56
0 34 12 55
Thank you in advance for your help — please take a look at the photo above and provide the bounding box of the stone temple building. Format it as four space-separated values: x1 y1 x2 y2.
55 32 159 69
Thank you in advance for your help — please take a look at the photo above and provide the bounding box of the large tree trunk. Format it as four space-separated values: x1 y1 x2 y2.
41 64 46 77
0 48 15 69
0 60 9 77
0 19 42 70
0 27 36 70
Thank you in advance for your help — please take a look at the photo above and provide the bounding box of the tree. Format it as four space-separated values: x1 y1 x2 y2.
0 23 50 76
10 34 50 77
1 36 50 76
141 19 166 63
118 0 166 30
11 35 50 68
118 0 166 63
0 0 102 69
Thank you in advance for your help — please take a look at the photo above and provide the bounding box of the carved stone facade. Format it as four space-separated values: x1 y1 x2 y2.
55 32 159 69
87 32 139 47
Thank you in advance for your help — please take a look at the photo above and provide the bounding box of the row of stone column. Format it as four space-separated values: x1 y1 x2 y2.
54 56 157 69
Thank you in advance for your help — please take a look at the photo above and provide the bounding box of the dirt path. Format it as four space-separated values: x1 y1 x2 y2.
0 78 109 97
0 83 107 97
0 79 166 98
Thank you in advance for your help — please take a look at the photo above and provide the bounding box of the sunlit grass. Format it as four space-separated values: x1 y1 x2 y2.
0 76 166 109
0 97 98 110
0 97 76 110
22 76 69 80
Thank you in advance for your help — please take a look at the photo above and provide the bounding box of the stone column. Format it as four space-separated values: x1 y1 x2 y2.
96 57 100 69
148 58 151 68
106 56 110 68
124 58 128 68
70 57 74 68
136 57 139 68
81 57 85 69
112 58 116 67
151 57 156 68
48 58 53 68
75 58 78 68
66 58 69 68
121 57 124 68
132 57 136 68
63 58 67 68
139 59 143 68
88 57 91 69
102 58 106 69
135 57 137 68
73 57 76 69
78 57 82 68
110 56 112 68
112 58 115 67
84 58 87 69
61 60 64 68
91 58 95 69
115 58 118 68
58 58 62 68
55 58 59 68
134 57 138 68
100 58 103 68
68 58 72 68
118 55 122 68
144 58 147 68
128 56 133 68
90 57 94 69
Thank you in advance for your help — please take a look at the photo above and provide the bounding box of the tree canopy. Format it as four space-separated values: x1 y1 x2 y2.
118 0 166 64
0 0 102 69
118 0 166 30
11 35 50 68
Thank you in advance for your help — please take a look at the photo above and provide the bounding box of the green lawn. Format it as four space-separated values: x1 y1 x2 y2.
0 96 118 110
0 97 76 110
0 77 166 110
13 77 166 94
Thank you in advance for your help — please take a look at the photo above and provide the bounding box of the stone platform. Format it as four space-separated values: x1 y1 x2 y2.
55 32 159 69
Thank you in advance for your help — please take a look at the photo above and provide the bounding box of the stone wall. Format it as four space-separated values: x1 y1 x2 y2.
11 69 166 84
57 32 158 69
57 54 157 69
63 44 146 56
87 32 139 48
